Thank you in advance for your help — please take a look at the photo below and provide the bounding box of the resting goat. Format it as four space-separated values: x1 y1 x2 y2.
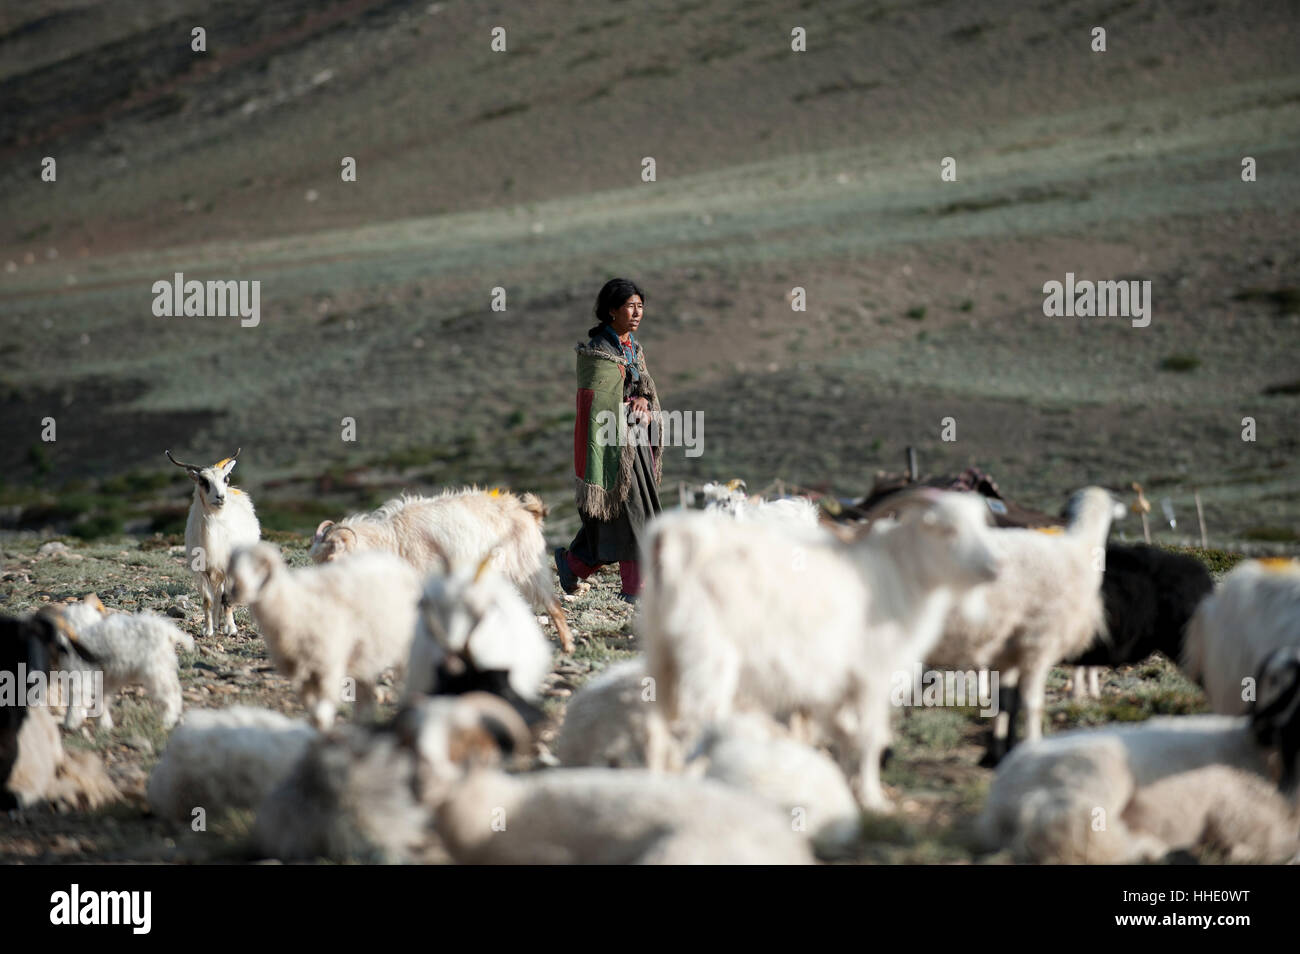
1 611 116 811
980 648 1300 864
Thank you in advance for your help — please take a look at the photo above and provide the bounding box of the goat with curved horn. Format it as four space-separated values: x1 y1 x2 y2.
165 449 199 471
166 447 261 637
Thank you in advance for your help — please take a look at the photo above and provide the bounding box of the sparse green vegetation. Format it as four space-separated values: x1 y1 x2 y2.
1232 286 1300 315
1241 525 1300 544
1160 353 1201 372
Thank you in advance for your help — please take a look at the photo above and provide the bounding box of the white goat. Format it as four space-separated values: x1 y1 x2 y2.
405 553 552 706
228 543 421 729
435 767 815 864
254 692 528 862
641 490 1001 811
927 487 1121 761
555 659 660 768
310 488 573 652
700 480 822 532
166 448 261 637
255 721 432 862
256 692 812 864
48 595 193 730
419 694 813 865
980 648 1300 863
688 711 862 854
1181 558 1300 714
147 706 316 822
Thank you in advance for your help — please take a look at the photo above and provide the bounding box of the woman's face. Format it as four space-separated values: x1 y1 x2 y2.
608 295 643 337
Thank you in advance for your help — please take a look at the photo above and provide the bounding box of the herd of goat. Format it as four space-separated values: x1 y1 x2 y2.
2 448 1299 864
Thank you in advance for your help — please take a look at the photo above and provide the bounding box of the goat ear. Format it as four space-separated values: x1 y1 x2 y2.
217 458 237 478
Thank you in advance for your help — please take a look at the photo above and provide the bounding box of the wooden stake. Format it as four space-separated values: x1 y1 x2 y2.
1131 482 1152 545
1194 490 1208 549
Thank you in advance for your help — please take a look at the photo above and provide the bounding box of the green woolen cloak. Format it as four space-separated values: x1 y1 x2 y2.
573 339 662 520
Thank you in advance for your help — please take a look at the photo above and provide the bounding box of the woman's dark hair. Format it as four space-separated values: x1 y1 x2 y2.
588 278 645 338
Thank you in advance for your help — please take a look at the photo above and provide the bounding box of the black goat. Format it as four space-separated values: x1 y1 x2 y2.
981 545 1214 766
1070 544 1214 671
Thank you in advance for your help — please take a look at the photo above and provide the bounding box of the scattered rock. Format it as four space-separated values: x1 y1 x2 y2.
36 542 70 558
165 604 186 618
123 735 153 755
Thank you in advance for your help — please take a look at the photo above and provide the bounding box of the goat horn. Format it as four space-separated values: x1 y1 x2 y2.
165 449 198 470
473 546 501 582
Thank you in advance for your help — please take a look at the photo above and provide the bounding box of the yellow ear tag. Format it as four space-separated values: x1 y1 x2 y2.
215 458 233 469
1033 526 1064 535
1256 557 1298 572
474 551 495 582
725 478 745 492
488 487 502 497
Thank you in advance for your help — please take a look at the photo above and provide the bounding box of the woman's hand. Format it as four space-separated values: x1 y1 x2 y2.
629 396 651 424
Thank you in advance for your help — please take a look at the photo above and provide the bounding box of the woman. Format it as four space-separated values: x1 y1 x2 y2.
555 278 663 603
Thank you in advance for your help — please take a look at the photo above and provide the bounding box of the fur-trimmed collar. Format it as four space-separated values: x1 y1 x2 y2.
575 341 631 366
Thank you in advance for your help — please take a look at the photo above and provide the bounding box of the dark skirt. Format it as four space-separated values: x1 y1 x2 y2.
568 439 661 565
